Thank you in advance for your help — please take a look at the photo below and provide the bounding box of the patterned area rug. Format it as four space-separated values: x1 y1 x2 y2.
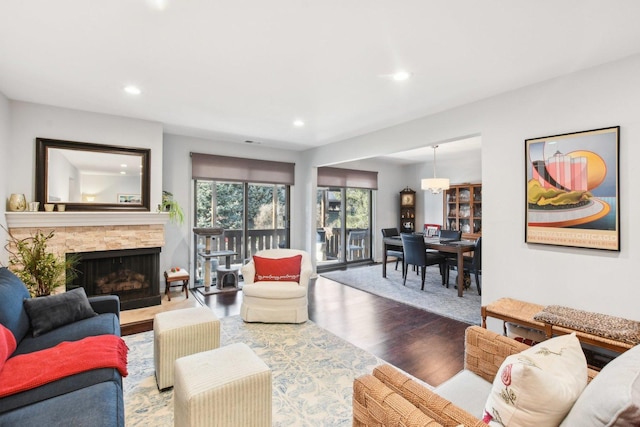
321 264 481 325
123 315 394 426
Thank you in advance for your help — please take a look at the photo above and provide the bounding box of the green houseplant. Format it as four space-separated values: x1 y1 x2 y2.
161 190 185 225
4 227 79 297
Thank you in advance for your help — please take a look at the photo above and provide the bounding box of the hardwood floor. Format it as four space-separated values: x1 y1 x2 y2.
190 274 468 386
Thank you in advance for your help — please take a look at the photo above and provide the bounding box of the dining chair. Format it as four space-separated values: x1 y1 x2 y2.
438 229 462 242
423 223 441 237
400 233 446 290
444 237 482 295
381 228 404 276
346 230 367 261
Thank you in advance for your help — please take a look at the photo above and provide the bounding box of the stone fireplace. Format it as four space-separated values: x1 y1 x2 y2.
5 212 168 310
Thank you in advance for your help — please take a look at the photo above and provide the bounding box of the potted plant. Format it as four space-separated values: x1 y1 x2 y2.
161 190 185 225
4 227 79 297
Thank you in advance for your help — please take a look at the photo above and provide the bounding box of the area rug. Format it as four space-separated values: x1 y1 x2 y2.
321 264 482 325
123 315 399 426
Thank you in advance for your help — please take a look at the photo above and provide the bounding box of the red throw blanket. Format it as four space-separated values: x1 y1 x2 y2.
0 335 128 398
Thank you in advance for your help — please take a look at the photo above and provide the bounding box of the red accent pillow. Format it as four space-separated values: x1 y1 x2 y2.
253 255 302 283
0 324 17 370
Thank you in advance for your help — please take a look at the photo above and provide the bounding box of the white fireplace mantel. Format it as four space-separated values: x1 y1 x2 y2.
5 211 170 228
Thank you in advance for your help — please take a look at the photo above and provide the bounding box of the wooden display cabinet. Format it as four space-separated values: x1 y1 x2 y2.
399 187 416 233
443 183 481 240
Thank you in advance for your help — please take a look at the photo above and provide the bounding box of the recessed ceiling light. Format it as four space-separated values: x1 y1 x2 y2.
120 171 126 175
124 85 141 95
120 164 127 168
392 71 411 81
146 0 169 11
293 120 305 127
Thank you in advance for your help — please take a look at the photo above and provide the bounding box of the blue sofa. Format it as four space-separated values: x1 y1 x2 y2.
0 267 124 426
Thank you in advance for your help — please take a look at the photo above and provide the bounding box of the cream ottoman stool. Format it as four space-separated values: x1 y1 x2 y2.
174 342 272 427
154 307 220 390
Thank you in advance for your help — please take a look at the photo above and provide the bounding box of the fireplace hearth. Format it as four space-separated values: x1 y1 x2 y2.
68 247 161 310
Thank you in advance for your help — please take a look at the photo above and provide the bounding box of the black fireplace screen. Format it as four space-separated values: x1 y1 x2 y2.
67 247 161 310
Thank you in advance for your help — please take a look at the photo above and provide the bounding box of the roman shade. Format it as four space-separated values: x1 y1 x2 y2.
317 167 378 190
191 153 295 185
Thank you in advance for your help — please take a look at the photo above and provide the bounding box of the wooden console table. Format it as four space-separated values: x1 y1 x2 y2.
481 298 634 354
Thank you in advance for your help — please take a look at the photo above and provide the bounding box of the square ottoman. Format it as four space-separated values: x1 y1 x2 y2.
174 342 272 427
154 307 220 390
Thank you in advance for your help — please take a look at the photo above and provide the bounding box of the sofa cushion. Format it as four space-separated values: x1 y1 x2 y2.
23 288 96 337
242 282 307 299
434 370 493 418
14 312 120 356
0 325 17 370
253 254 302 282
560 343 640 426
0 267 31 343
484 333 587 426
0 380 124 426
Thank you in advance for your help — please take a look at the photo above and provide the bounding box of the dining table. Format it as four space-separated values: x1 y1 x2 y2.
382 235 477 297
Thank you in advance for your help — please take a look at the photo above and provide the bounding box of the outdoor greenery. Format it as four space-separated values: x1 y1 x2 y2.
195 181 286 230
316 188 370 230
4 228 79 297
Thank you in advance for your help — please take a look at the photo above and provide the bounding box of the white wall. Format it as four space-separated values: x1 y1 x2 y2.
162 133 302 278
0 92 10 265
300 54 640 322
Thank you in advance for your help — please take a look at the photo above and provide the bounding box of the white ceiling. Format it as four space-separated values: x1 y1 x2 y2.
2 1 640 153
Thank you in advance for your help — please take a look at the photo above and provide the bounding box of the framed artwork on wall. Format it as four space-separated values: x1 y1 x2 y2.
118 194 142 204
525 126 620 251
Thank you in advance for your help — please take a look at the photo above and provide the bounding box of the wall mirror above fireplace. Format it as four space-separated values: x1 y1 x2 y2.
36 138 151 211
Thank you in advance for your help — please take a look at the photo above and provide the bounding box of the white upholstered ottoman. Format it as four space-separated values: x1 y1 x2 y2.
154 307 220 390
174 342 272 427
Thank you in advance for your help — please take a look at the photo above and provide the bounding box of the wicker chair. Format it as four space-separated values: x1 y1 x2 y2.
353 325 599 427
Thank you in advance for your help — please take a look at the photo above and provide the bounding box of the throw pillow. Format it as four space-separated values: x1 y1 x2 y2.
0 324 17 371
0 267 31 343
483 333 587 426
253 255 302 283
560 343 640 426
23 287 97 337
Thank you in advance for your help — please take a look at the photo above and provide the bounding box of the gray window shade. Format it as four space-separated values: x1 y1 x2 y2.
191 153 295 185
317 167 378 190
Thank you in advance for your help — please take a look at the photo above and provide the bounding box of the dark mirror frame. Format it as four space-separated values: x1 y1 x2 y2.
36 137 151 212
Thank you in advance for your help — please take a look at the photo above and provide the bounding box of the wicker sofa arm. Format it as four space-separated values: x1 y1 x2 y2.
464 325 529 382
353 374 443 427
372 364 485 427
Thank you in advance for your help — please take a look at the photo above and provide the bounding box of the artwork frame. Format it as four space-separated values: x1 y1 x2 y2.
525 126 620 251
118 194 142 204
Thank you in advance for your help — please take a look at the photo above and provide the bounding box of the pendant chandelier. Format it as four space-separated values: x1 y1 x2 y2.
421 145 450 194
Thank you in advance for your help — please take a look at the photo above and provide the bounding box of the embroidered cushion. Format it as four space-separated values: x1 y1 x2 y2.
23 287 97 337
253 255 302 283
483 333 587 426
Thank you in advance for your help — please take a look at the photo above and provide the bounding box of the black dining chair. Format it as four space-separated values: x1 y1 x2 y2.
381 228 404 276
444 237 482 295
400 233 446 290
438 229 462 242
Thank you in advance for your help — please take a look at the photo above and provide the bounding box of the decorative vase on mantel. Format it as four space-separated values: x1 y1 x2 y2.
8 193 26 212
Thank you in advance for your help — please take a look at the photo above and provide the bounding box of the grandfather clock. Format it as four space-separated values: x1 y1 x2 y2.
399 187 416 233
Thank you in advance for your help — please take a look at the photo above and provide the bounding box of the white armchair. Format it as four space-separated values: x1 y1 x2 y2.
241 249 312 323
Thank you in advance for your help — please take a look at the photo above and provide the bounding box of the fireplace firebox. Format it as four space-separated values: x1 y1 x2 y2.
67 247 161 310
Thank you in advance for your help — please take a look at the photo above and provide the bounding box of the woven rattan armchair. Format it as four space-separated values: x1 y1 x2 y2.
353 325 599 427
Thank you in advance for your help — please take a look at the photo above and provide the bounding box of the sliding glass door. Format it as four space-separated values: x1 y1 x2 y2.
316 187 372 270
194 180 290 285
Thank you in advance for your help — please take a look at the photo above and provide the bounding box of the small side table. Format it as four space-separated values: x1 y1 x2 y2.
164 268 189 301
